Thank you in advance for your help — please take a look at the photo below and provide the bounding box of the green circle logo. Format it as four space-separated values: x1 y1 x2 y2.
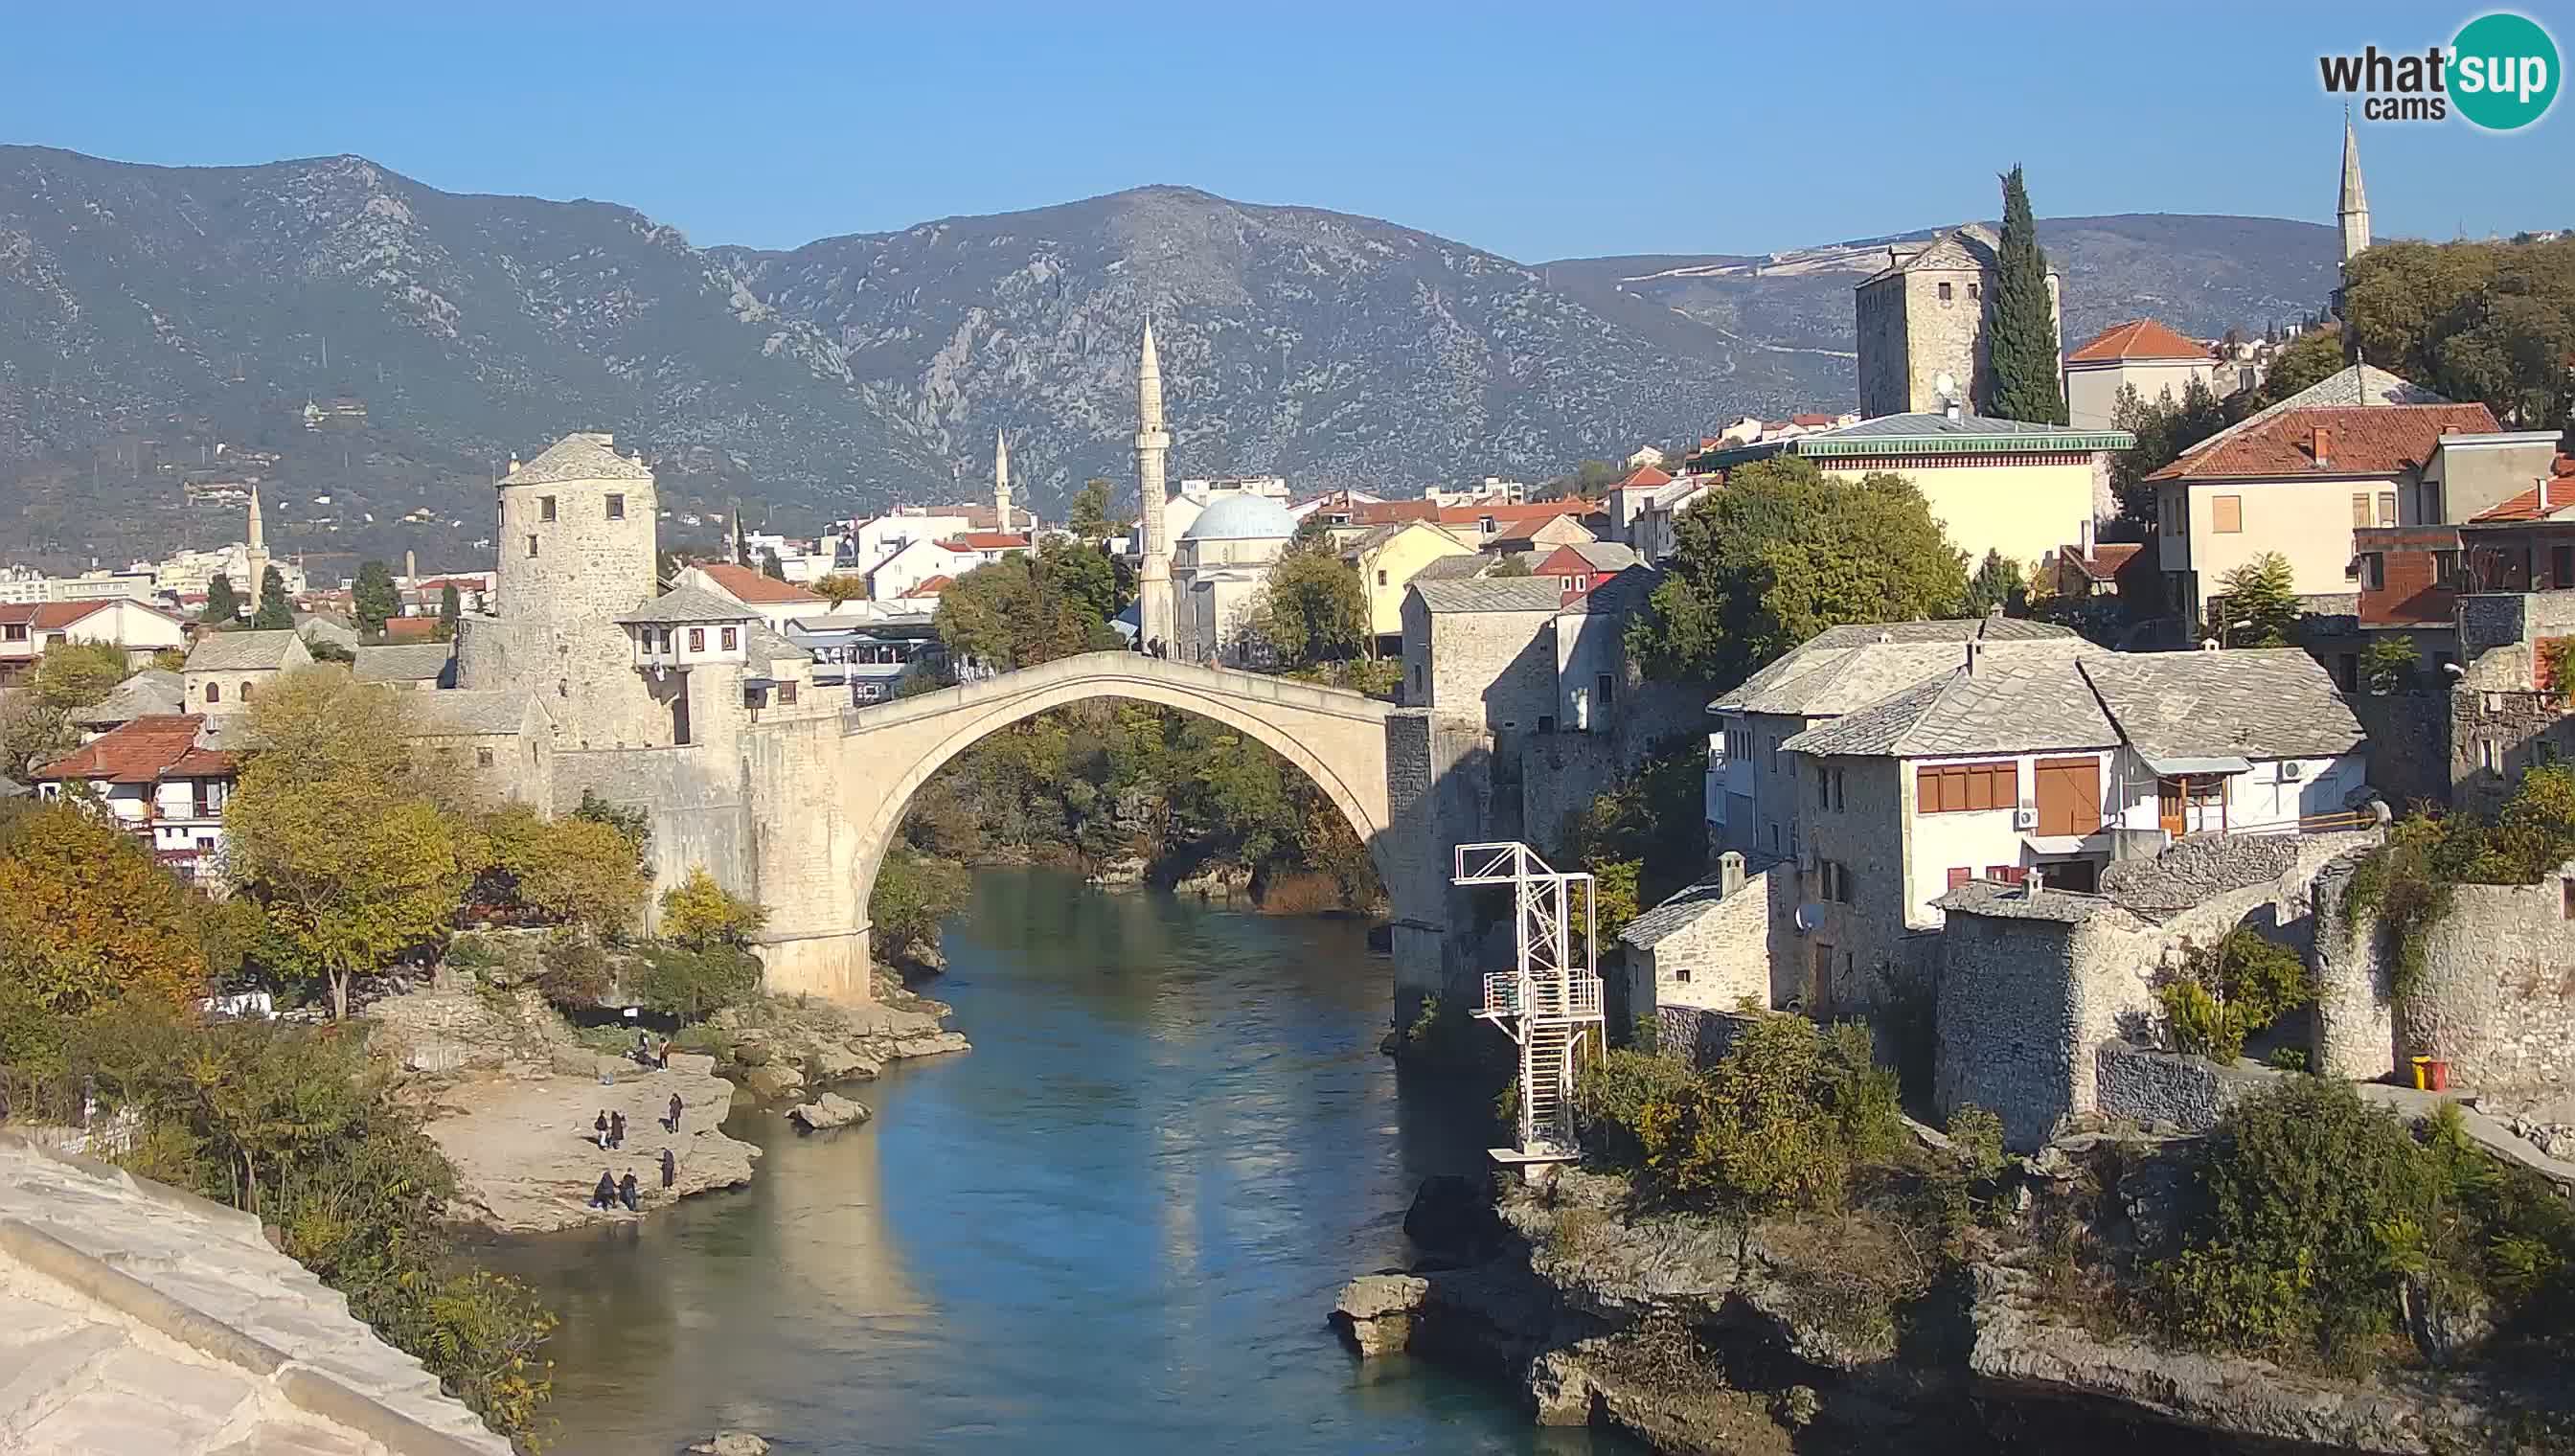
2452 12 2560 130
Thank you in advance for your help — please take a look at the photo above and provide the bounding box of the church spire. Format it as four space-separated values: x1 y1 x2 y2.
2337 112 2371 266
992 428 1012 534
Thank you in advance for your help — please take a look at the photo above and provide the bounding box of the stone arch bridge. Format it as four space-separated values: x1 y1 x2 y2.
741 653 1461 1017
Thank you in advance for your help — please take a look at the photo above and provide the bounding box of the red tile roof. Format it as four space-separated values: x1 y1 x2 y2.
32 715 232 785
695 560 823 604
900 575 953 599
2059 541 2145 581
381 616 442 641
1613 466 1673 490
1789 413 1841 427
2144 404 2502 482
1436 499 1595 528
943 532 1032 552
1348 501 1442 526
0 602 110 630
2066 318 2210 364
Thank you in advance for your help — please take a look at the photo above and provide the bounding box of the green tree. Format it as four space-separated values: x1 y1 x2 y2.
0 805 211 1016
2109 376 2230 524
1541 460 1622 500
1629 456 1970 685
870 848 969 959
2344 236 2575 429
32 640 131 711
2250 328 2352 407
1067 478 1120 540
2215 552 2299 647
352 560 399 637
250 565 293 629
2360 633 2421 694
436 582 461 642
732 508 752 568
223 670 463 1017
202 573 240 626
761 547 786 580
812 573 870 607
934 545 1124 671
1561 739 1707 939
0 696 80 782
1989 165 2067 423
1962 549 2027 617
1249 538 1370 668
303 633 355 665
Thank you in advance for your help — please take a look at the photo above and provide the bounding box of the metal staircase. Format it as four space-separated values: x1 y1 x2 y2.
1455 842 1606 1167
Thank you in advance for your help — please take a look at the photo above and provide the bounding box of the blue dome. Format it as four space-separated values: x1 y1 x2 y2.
1181 492 1296 541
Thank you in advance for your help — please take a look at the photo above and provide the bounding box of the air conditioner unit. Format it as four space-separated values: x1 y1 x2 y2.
2013 805 2039 830
2280 761 2305 782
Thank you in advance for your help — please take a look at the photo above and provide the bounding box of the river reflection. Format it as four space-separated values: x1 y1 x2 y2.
480 868 1633 1455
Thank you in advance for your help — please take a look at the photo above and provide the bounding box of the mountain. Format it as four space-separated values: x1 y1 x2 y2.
0 146 2339 568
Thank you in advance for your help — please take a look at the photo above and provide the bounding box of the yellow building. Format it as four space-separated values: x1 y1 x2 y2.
1339 519 1478 650
1698 412 2131 575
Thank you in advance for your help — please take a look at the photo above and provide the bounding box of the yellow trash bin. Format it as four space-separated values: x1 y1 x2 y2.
2410 1056 2431 1091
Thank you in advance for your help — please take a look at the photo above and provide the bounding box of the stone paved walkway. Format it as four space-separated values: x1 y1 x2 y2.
0 1133 511 1456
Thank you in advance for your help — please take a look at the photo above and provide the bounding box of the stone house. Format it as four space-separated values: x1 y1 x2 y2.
681 560 837 635
1780 645 2371 1005
1338 519 1477 654
2061 317 2222 431
1532 541 1640 604
412 691 555 809
1697 411 2131 577
1171 493 1295 667
1482 513 1596 558
1705 617 2081 866
1400 578 1565 726
2147 376 2495 630
1619 851 1777 1034
31 713 238 884
180 628 311 715
1853 223 2059 419
353 642 457 690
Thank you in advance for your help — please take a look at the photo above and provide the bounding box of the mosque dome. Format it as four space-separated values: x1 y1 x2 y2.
1180 493 1296 542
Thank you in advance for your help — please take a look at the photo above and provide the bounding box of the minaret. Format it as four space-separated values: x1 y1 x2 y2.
992 429 1013 535
243 484 271 612
1135 322 1175 650
2337 113 2371 269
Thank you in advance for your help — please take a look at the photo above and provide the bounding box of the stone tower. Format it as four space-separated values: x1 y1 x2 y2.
454 431 668 749
242 485 269 611
2337 114 2372 269
1135 323 1176 650
992 429 1012 534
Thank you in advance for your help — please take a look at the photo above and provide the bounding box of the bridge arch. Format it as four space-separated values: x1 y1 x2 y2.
832 653 1397 966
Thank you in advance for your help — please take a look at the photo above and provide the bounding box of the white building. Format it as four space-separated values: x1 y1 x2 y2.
1164 476 1291 547
31 714 239 885
1171 494 1296 665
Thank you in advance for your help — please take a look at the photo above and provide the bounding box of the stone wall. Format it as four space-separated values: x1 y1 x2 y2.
1424 607 1558 733
1654 1003 1762 1072
2314 857 2575 1095
2451 685 2575 817
2095 1038 2277 1132
2348 688 2450 808
1632 869 1775 1020
551 742 750 922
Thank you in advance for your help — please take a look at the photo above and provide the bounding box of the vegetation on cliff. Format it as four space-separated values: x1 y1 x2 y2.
2347 764 2575 998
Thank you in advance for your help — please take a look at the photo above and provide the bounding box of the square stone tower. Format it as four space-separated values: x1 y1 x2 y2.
1854 225 2061 419
455 432 672 749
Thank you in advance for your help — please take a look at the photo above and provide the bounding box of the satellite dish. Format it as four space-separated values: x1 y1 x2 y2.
1793 904 1824 934
1934 371 1958 400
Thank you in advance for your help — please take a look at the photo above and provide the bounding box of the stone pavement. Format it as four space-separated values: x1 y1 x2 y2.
0 1133 512 1456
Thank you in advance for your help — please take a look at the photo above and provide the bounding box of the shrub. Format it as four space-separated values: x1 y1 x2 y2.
1573 1046 1697 1166
1634 1015 1901 1216
534 932 612 1012
2160 930 2312 1064
632 944 763 1023
869 849 969 953
2159 978 2244 1063
658 868 766 950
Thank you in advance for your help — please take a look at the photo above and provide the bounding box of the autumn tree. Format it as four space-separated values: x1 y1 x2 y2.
812 574 870 608
353 560 399 638
470 805 649 935
0 805 210 1015
223 669 463 1018
657 867 766 950
1249 537 1371 668
1629 456 1970 686
32 640 130 711
1989 166 2067 424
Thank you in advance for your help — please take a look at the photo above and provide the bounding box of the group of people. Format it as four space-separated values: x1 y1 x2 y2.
583 1031 687 1216
1132 634 1166 658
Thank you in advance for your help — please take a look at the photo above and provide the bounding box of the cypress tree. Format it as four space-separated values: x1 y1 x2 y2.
202 573 239 626
1988 165 2066 424
251 566 294 629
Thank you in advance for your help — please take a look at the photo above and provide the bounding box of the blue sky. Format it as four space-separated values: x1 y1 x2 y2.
1 1 2565 260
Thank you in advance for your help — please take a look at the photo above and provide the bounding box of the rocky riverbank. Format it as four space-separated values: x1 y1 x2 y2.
1334 1160 2568 1455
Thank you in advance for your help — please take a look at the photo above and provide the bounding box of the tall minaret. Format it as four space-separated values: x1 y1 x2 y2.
2337 113 2371 269
1135 322 1175 650
243 484 271 612
992 429 1013 534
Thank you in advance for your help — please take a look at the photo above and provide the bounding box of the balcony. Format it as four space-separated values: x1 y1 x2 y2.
1483 971 1604 1020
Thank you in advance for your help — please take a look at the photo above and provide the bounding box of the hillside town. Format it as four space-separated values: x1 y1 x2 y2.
4 73 2575 1456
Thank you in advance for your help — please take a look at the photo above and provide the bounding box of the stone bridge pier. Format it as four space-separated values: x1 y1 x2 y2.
745 653 1468 1025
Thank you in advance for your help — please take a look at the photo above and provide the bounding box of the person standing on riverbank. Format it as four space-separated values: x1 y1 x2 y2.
618 1172 640 1212
594 1110 609 1149
660 1148 676 1188
667 1092 683 1132
610 1111 626 1149
588 1170 616 1210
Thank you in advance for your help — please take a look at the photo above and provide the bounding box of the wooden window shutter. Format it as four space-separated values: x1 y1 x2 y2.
2351 493 2371 528
2212 495 2243 534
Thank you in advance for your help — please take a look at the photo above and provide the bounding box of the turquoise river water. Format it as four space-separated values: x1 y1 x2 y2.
482 868 1637 1455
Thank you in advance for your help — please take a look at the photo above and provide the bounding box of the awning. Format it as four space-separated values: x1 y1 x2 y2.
2143 755 2252 777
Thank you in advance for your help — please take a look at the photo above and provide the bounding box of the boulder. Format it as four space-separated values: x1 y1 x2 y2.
687 1435 769 1456
808 1041 880 1083
1403 1173 1501 1263
788 1093 872 1131
741 1062 806 1101
1330 1273 1427 1356
891 1031 970 1059
1529 1350 1603 1426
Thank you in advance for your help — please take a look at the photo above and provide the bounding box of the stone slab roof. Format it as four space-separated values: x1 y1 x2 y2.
615 585 758 626
1711 618 2079 717
411 690 539 738
0 1133 513 1453
1405 554 1495 583
1561 564 1663 617
501 431 651 487
743 622 810 677
353 643 456 685
182 628 304 673
2077 648 2364 762
1933 878 2136 926
1784 651 2117 758
1619 876 1738 949
69 668 181 727
1861 224 2001 283
1411 578 1568 614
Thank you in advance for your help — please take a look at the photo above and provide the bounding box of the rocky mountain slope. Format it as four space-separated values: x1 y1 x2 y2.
0 145 2336 566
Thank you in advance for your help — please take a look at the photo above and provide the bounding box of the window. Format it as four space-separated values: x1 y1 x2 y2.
1832 767 1845 811
606 493 626 520
475 747 495 768
1538 715 1556 734
1820 860 1853 905
1595 671 1614 708
689 628 706 651
2351 493 2373 529
1815 764 1831 809
1916 760 2017 813
1376 569 1388 586
204 682 220 703
540 495 558 522
1987 865 2027 885
2362 553 2386 590
1938 281 1953 302
2564 877 2575 921
2377 491 2398 527
780 681 799 706
2553 546 2574 588
1 625 23 642
1967 283 1981 301
527 535 538 557
1411 663 1423 692
2211 495 2243 534
720 626 739 651
1561 577 1580 592
2418 483 2441 522
2433 549 2461 586
239 681 254 701
1477 515 1495 535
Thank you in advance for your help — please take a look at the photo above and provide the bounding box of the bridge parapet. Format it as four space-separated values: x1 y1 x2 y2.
841 651 1393 735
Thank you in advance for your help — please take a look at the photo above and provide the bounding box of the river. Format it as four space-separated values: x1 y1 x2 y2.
482 868 1634 1455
